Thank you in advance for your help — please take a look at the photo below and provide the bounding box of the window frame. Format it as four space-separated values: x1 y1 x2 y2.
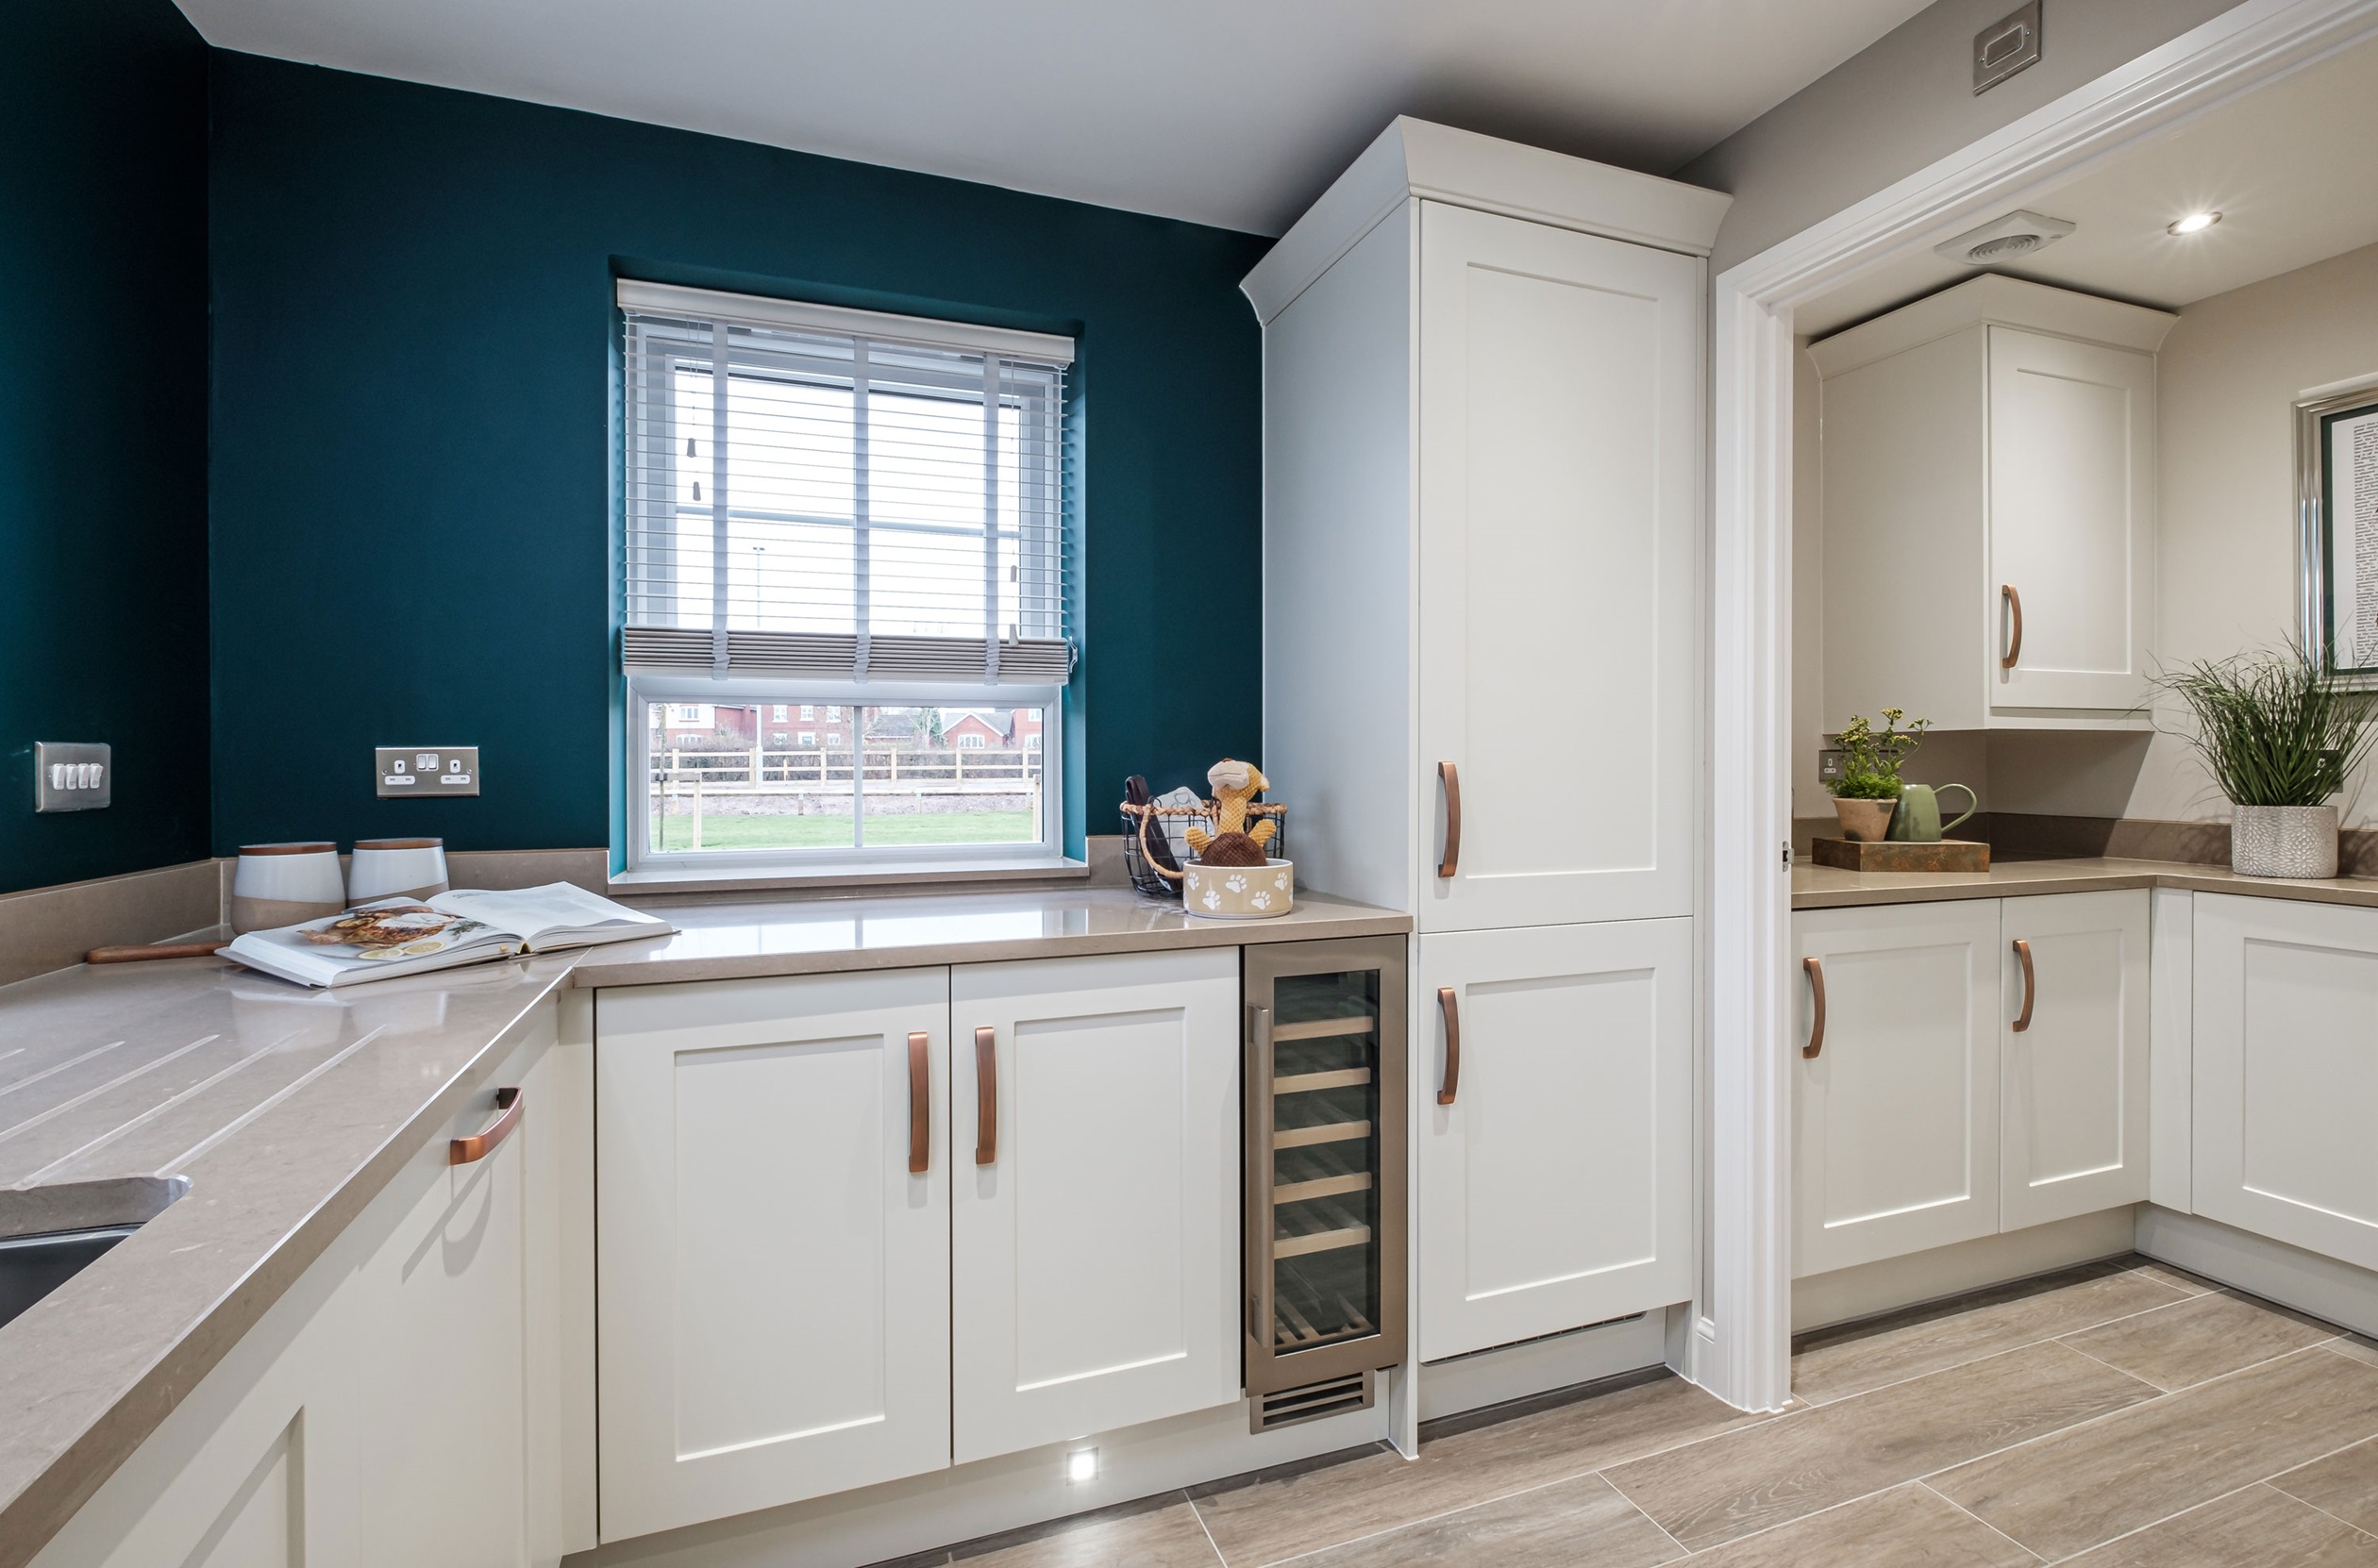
625 673 1066 875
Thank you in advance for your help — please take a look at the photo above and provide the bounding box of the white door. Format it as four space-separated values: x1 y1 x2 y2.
2000 890 2151 1230
596 971 950 1542
1415 200 1700 932
356 1075 531 1568
950 950 1239 1464
1795 901 2001 1277
2195 894 2378 1271
1416 919 1693 1361
1987 326 2154 714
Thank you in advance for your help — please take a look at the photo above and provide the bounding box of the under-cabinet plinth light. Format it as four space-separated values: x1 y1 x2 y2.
2169 211 2222 236
1065 1447 1099 1484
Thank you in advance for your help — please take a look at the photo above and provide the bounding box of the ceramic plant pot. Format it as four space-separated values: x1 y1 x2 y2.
1183 859 1294 919
2231 805 2339 878
1832 797 1898 843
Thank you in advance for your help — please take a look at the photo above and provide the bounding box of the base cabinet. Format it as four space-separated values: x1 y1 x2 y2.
1795 901 2002 1277
1416 918 1692 1361
2000 890 2150 1230
595 970 952 1543
1794 891 2150 1278
2194 893 2378 1272
950 951 1239 1463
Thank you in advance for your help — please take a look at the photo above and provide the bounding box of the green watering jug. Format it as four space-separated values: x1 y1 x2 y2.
1887 783 1979 842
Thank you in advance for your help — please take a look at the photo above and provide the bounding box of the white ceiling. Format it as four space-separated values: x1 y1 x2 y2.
1800 34 2378 339
171 0 1934 236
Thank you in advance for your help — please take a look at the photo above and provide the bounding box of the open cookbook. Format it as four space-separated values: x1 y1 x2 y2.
223 882 674 988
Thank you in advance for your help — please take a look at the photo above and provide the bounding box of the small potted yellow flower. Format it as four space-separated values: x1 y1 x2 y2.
1827 709 1931 842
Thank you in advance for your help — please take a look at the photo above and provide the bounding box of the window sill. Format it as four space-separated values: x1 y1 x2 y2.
608 856 1091 900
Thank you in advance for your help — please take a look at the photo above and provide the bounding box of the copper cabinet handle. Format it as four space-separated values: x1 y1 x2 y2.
2001 584 2023 670
1437 761 1462 879
451 1086 522 1164
974 1026 997 1165
907 1031 930 1174
1801 959 1826 1059
2012 939 2035 1033
1436 986 1461 1106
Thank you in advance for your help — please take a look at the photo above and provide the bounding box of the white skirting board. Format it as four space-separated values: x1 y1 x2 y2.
2136 1206 2378 1341
559 1391 1388 1568
1791 1209 2139 1333
1416 1311 1671 1423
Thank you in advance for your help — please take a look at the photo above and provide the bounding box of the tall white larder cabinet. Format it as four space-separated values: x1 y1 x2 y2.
1247 119 1728 1364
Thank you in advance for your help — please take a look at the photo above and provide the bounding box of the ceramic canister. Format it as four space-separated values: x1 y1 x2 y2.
230 842 346 934
347 837 450 903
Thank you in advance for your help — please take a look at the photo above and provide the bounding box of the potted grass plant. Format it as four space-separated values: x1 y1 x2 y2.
1827 709 1931 842
2156 647 2377 878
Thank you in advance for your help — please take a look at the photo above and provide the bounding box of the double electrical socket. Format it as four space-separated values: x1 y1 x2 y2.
376 746 481 798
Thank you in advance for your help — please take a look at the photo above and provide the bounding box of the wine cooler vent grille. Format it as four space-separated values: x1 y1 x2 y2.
1250 1371 1374 1433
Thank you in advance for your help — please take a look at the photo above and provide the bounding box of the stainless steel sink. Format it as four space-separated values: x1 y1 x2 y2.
0 1176 189 1330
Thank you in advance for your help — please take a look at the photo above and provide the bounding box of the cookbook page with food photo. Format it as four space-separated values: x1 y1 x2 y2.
223 882 673 988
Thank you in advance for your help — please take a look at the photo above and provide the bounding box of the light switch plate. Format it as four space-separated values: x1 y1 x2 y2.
377 746 480 798
1817 748 1847 783
35 742 112 811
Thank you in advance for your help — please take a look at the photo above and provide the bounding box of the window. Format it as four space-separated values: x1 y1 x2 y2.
621 283 1073 871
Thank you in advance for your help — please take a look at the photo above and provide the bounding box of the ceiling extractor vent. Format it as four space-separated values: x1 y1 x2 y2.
1934 210 2076 267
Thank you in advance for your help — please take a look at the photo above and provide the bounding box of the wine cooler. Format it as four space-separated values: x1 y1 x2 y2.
1243 937 1408 1430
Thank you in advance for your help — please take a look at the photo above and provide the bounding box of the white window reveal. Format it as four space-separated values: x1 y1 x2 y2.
620 282 1073 874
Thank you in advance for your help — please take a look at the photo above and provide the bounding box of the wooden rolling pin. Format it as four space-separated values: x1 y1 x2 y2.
86 942 228 964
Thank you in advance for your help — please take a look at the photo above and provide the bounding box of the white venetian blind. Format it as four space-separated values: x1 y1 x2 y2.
620 281 1073 684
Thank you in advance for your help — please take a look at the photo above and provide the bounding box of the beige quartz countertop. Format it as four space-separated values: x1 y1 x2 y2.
1793 856 2378 910
581 885 1413 987
0 883 1408 1567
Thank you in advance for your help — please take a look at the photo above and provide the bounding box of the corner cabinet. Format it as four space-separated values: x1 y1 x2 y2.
1813 275 2174 732
1793 890 2149 1278
594 950 1241 1543
2193 893 2378 1272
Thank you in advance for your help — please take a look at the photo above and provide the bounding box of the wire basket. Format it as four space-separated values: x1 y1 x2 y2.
1119 800 1287 899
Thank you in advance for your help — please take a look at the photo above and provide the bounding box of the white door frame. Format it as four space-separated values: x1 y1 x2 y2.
1702 0 2378 1411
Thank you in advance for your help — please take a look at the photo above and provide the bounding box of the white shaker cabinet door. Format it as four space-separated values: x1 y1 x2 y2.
949 950 1241 1465
1415 200 1701 933
2195 893 2378 1271
1999 890 2151 1230
1988 326 2155 714
596 971 951 1542
356 1072 534 1568
1795 901 2002 1277
1416 919 1693 1361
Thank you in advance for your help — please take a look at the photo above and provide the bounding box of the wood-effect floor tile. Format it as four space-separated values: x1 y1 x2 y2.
1791 1268 2187 1406
2060 1291 2336 1391
2129 1260 2220 1297
1933 1347 2378 1561
1190 1373 1764 1567
1680 1483 2039 1567
1283 1474 1683 1568
2273 1437 2378 1535
2055 1483 2378 1568
2329 1334 2378 1370
1602 1342 2154 1550
949 1497 1221 1568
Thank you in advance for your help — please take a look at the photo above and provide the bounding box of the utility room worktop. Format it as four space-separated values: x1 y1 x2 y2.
1792 856 2378 910
0 883 1407 1568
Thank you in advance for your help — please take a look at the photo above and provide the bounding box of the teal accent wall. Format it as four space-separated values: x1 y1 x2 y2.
0 1 210 893
208 55 1270 859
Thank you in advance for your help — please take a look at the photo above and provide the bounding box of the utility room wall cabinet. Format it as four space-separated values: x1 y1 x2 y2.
1811 275 2174 732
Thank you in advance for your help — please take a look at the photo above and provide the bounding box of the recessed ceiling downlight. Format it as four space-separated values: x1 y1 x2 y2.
1933 209 2078 267
2169 210 2222 236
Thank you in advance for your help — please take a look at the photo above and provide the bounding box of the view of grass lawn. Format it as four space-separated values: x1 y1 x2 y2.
650 811 1037 851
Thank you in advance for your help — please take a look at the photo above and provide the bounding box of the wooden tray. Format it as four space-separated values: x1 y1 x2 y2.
1809 837 1990 873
